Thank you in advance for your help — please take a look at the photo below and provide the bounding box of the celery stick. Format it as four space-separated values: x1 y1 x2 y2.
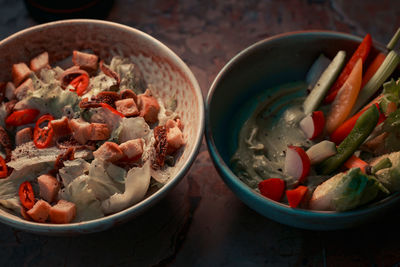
387 27 400 50
351 50 400 115
303 50 346 115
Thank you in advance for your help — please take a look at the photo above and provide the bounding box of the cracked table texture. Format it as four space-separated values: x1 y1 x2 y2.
1 0 400 266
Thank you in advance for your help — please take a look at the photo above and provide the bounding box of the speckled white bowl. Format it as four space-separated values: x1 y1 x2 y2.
0 19 204 235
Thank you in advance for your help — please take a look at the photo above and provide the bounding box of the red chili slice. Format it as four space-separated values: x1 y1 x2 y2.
33 114 54 149
100 103 125 117
69 74 89 96
0 155 7 178
5 109 40 126
18 181 35 210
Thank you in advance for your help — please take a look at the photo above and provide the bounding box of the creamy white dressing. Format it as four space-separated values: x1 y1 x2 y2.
231 83 324 190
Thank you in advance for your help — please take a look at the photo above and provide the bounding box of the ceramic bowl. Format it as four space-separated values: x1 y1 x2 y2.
206 31 400 230
0 19 204 235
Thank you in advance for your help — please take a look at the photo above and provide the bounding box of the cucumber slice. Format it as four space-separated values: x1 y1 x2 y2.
306 53 331 90
303 50 346 115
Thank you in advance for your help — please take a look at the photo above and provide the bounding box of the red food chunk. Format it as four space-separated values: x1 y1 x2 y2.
166 123 185 154
89 123 110 140
115 98 139 117
37 174 60 203
50 116 72 139
30 51 50 72
93 141 124 162
119 139 144 162
12 62 31 86
286 186 308 208
72 51 98 72
49 200 76 224
26 199 51 223
18 181 35 209
258 178 285 202
15 127 33 146
68 119 92 144
137 90 160 123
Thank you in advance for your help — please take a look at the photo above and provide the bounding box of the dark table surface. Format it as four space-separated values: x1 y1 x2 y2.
1 0 400 266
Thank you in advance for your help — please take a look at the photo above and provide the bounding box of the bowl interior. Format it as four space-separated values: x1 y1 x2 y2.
206 31 400 230
0 20 203 234
210 32 384 164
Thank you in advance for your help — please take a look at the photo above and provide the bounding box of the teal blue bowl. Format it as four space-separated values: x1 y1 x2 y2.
205 31 400 230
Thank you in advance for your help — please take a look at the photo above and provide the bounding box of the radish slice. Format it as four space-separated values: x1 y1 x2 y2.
299 111 325 140
306 140 337 165
284 146 310 183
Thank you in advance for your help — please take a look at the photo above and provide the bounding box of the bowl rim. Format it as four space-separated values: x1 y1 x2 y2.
0 19 205 234
205 30 400 221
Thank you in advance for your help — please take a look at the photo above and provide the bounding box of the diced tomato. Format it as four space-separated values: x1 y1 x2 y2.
258 178 285 202
69 74 89 96
286 186 308 208
33 114 54 149
0 156 7 178
5 109 40 126
19 181 35 210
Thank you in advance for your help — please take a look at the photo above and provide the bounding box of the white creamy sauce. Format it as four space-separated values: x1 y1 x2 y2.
231 83 326 191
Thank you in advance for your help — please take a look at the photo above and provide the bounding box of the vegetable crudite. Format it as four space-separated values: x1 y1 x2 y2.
0 50 186 224
232 28 400 212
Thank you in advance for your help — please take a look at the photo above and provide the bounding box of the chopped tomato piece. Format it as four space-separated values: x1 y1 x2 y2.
258 178 285 202
0 156 7 178
69 74 89 96
33 114 54 149
5 109 40 126
286 186 308 208
19 181 35 210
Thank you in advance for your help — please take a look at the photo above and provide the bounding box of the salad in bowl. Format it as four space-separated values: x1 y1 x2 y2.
0 49 185 224
232 29 400 212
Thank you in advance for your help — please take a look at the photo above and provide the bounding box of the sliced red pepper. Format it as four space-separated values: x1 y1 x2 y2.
330 102 385 145
344 155 368 173
5 109 40 126
0 155 7 178
100 103 125 117
33 114 54 149
286 186 308 208
69 74 89 96
18 181 35 210
258 178 285 202
324 34 372 103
